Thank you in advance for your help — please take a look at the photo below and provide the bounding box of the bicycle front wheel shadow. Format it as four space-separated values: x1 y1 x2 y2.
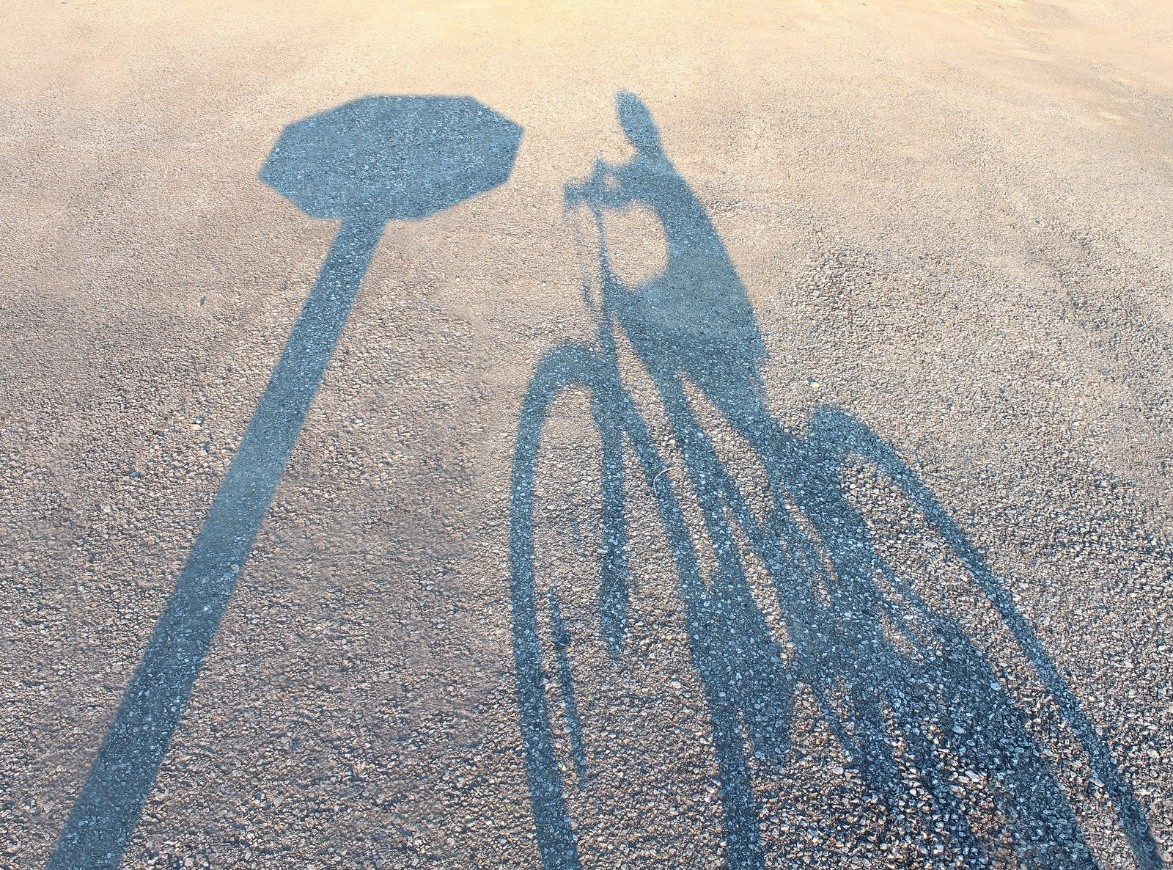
506 341 608 868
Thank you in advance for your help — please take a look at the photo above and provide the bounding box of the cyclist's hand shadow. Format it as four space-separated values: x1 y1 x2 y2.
564 159 644 227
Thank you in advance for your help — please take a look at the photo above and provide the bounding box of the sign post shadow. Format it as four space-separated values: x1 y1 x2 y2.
51 95 522 870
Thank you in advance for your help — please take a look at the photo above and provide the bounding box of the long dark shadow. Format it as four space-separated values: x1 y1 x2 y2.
52 96 521 869
509 92 1161 869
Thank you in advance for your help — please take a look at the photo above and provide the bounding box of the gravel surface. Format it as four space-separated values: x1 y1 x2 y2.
1 0 1170 867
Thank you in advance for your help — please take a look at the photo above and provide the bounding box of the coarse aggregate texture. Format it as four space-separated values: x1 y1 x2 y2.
1 0 1170 867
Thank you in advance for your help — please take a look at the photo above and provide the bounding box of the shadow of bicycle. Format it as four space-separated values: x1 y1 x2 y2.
508 92 1160 869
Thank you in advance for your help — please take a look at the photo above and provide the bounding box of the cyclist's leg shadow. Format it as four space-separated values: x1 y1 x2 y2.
737 401 1157 867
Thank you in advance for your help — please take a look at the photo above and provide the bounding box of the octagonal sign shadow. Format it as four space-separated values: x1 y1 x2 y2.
261 95 523 223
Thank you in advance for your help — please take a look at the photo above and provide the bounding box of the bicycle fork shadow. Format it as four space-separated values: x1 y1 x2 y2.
507 343 1162 870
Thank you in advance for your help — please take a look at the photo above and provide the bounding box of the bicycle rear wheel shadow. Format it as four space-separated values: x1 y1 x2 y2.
507 92 1161 869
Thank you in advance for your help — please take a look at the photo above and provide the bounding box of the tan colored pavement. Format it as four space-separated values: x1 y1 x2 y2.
1 0 1170 866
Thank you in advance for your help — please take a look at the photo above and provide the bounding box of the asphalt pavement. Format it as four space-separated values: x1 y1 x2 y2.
1 0 1170 867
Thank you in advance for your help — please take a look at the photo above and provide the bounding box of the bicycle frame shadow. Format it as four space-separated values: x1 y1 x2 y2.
508 92 1161 869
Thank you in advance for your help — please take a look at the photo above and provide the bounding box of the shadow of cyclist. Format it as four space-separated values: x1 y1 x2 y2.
510 91 1161 870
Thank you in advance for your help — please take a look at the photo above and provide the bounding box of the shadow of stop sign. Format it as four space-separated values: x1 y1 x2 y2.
263 95 523 221
50 96 522 870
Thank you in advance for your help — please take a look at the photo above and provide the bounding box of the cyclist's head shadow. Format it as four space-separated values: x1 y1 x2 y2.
617 91 662 155
510 91 1161 869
